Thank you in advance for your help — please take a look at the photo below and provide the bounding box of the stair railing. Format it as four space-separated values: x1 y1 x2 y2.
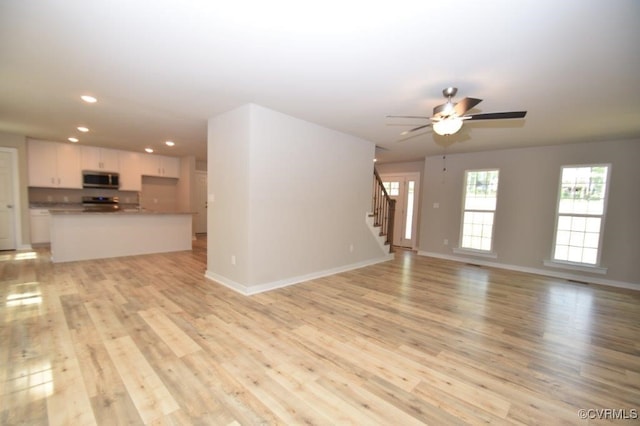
372 169 396 252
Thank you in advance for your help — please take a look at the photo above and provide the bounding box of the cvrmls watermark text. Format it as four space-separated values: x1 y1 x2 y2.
578 408 638 420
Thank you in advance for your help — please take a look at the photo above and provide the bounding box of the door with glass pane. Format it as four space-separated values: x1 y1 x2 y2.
380 173 420 249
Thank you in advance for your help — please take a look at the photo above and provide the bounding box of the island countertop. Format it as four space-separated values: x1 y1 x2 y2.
49 209 195 215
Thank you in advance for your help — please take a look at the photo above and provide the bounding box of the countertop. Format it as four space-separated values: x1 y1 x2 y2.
49 209 194 215
30 203 83 211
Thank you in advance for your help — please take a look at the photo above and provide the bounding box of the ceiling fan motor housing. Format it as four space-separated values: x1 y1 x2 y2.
433 102 456 118
443 87 458 97
433 87 459 118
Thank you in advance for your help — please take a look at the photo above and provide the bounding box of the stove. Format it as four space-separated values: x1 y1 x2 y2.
82 196 120 212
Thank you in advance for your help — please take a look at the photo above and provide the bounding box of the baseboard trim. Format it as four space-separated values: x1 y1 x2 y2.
205 254 394 296
417 251 640 292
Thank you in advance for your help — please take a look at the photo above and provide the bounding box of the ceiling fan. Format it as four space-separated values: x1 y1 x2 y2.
387 87 527 136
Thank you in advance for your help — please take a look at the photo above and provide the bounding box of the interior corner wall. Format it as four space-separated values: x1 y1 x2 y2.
206 103 385 294
418 139 640 286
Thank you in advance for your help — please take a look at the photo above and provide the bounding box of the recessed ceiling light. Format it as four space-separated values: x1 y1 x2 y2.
80 95 97 103
165 140 175 147
145 148 154 153
77 126 89 132
68 137 79 143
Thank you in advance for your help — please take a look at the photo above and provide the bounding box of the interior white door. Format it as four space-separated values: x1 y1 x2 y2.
194 171 208 234
0 151 17 250
381 173 420 249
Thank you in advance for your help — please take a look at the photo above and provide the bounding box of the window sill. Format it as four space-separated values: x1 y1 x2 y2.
543 259 607 275
453 247 498 259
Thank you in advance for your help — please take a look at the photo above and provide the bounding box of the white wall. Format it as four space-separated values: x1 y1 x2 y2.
207 105 252 286
207 104 387 294
375 160 425 175
418 139 640 288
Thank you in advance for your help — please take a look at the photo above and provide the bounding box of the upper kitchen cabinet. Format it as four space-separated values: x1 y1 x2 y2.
27 139 82 188
118 151 143 191
142 154 180 178
81 146 120 172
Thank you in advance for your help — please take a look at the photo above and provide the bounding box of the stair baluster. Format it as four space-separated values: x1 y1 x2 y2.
372 169 395 252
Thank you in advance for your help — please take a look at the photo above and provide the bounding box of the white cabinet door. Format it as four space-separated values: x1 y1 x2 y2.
30 209 51 244
27 140 82 188
160 155 180 178
142 154 180 178
56 143 82 188
81 146 120 172
99 148 120 172
141 154 160 176
28 139 58 187
118 151 142 191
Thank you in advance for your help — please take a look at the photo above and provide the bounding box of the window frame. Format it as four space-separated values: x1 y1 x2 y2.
548 163 611 271
457 168 500 256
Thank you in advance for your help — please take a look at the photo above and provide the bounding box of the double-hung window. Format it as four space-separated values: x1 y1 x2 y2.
551 164 610 267
460 169 499 252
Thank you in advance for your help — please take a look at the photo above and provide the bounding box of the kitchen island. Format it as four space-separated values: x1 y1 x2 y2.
49 210 193 263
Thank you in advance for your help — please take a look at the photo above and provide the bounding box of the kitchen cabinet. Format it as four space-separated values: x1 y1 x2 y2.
118 151 143 191
142 154 180 178
81 146 120 172
27 139 82 188
30 209 51 244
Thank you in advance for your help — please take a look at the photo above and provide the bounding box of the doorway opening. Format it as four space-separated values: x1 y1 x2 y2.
194 170 208 235
380 172 420 249
0 148 20 251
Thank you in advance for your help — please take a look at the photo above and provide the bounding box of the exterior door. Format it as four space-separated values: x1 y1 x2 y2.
194 171 208 234
0 150 17 250
381 173 420 249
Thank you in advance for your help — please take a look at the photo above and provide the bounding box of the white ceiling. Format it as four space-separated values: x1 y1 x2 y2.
1 1 639 163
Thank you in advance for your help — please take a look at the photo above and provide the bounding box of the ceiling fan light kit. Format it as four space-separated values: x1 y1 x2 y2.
389 87 527 137
432 117 463 136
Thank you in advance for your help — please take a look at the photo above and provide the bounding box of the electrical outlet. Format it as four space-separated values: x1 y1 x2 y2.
231 255 236 265
444 239 449 245
349 244 354 253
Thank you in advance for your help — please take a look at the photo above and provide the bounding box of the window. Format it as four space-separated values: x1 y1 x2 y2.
404 181 415 240
460 169 499 252
382 181 399 196
552 165 610 266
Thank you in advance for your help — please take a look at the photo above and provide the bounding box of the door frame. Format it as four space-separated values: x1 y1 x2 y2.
380 172 421 250
194 170 208 234
0 147 24 250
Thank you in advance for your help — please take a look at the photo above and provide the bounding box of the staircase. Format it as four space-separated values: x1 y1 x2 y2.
368 169 395 254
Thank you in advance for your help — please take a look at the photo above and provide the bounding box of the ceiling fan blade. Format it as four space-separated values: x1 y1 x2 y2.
453 97 482 116
465 111 527 120
400 123 431 136
386 115 430 119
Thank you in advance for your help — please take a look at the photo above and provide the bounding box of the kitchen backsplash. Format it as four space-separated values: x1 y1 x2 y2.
29 187 140 206
29 176 179 211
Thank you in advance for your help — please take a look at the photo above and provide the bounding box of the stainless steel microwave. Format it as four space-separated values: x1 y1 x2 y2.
82 171 120 189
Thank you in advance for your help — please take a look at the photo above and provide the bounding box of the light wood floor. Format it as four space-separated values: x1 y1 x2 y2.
1 238 639 425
